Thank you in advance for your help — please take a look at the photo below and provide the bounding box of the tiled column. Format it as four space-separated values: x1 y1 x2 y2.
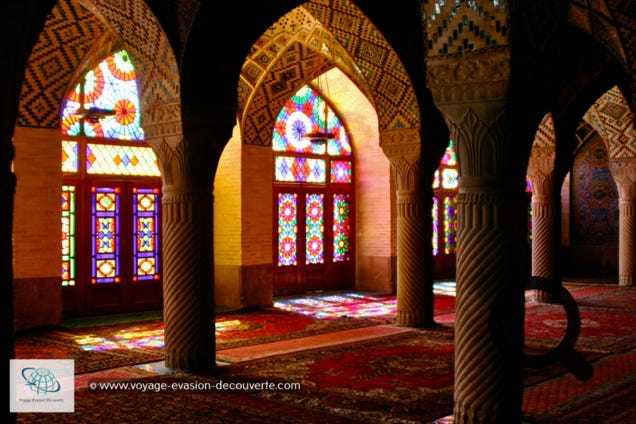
609 158 636 286
145 101 235 370
382 128 435 327
527 147 558 302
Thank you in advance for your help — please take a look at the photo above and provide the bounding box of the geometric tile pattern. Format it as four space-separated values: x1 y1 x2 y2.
18 0 179 130
422 0 509 57
240 2 419 147
17 0 105 128
568 0 627 63
569 0 634 109
532 113 557 148
304 1 419 131
89 0 179 107
583 85 636 159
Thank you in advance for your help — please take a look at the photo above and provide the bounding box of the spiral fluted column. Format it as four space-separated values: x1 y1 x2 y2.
610 158 636 286
527 147 558 302
382 128 434 327
448 108 526 424
144 101 236 371
161 185 215 370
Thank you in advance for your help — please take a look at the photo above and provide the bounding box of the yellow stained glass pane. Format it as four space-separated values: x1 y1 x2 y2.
86 143 160 176
62 141 79 172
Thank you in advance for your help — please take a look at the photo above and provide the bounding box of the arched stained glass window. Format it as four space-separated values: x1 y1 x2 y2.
60 50 162 316
62 50 144 141
273 84 354 295
273 85 351 157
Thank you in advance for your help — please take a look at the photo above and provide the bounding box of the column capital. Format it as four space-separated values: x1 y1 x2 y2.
610 158 636 201
426 49 510 124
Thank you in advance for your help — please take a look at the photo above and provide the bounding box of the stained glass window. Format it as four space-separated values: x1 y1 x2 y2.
61 50 163 298
305 194 325 264
132 188 160 281
333 194 351 262
62 141 79 173
272 85 351 156
91 187 121 284
444 196 457 254
432 197 439 256
275 156 326 183
432 140 459 261
331 161 352 183
86 143 160 176
272 86 353 274
278 193 298 266
61 50 144 141
61 186 76 286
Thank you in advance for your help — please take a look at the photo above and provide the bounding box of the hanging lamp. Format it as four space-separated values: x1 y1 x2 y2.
302 50 336 146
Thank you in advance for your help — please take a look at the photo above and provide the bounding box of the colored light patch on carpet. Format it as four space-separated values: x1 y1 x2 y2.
274 285 456 319
72 313 317 351
274 293 397 318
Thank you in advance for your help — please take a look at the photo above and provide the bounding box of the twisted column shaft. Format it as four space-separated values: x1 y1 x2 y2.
526 147 558 302
382 127 435 328
610 159 636 287
618 198 636 286
454 190 525 423
162 186 215 370
395 186 434 326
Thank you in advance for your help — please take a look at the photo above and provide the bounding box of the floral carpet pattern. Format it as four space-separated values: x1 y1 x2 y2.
13 283 636 423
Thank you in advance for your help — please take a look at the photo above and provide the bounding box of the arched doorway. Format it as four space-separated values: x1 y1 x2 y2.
272 85 354 295
60 50 162 316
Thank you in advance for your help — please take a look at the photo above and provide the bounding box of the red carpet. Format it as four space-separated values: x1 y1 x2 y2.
14 283 636 423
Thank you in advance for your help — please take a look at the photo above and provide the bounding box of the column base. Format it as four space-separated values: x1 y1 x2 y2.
397 310 433 327
165 350 216 372
619 275 634 286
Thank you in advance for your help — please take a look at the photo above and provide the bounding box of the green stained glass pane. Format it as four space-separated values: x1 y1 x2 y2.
61 186 76 287
441 140 457 165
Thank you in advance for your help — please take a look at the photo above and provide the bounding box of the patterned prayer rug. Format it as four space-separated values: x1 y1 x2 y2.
222 325 456 423
524 303 636 353
14 307 397 374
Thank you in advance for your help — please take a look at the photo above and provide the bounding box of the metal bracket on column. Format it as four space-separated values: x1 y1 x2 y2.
523 276 593 382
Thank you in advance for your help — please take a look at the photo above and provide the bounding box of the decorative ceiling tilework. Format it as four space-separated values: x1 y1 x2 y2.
568 0 627 64
241 43 317 145
422 0 509 57
591 86 636 158
239 2 414 147
575 120 598 149
533 113 557 148
18 0 179 130
18 0 104 128
89 0 179 106
303 0 419 131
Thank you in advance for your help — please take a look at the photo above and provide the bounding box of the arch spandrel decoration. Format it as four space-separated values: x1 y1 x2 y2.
240 1 419 148
18 0 179 130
